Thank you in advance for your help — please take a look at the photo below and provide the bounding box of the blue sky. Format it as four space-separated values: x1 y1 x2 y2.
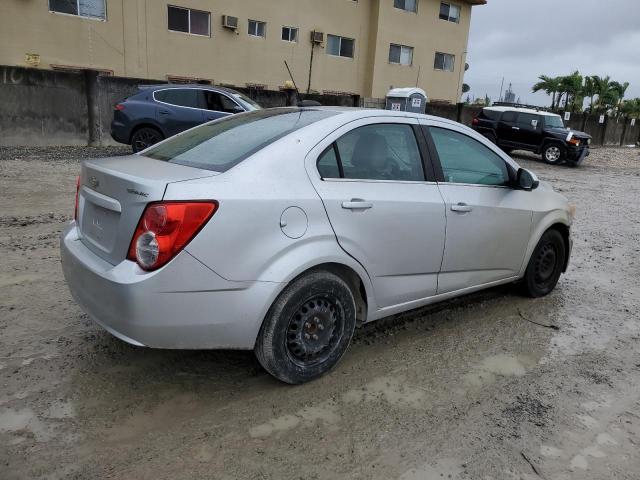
464 0 640 106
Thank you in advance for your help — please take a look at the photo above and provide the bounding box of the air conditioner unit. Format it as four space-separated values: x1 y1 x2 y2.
311 31 324 44
222 15 238 29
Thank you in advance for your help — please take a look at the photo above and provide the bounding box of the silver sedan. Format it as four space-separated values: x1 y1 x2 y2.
61 107 574 383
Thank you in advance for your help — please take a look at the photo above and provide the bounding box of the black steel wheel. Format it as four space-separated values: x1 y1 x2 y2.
522 229 566 297
131 127 163 153
255 271 356 384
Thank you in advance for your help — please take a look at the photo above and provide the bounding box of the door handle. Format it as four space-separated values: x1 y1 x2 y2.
159 110 170 115
342 199 373 210
451 202 472 213
511 126 520 130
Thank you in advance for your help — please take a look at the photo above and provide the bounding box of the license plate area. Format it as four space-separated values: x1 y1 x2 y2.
80 192 121 254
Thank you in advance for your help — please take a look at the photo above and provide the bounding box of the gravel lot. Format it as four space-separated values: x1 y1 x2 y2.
1 145 639 479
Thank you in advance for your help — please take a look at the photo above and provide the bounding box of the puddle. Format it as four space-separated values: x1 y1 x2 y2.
343 376 425 408
570 454 588 470
0 407 52 441
463 354 538 387
249 402 339 439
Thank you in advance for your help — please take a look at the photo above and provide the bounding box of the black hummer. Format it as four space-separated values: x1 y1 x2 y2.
472 105 591 166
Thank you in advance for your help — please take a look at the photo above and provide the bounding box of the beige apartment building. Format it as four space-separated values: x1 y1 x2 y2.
0 0 485 102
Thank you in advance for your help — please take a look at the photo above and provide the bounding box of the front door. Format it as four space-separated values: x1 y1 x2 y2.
424 123 533 293
307 118 446 308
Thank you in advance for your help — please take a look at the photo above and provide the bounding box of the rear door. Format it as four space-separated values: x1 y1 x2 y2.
154 88 205 136
496 110 519 146
421 121 532 293
306 117 446 308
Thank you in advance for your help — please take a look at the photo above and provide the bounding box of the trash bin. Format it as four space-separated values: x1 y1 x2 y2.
385 87 428 114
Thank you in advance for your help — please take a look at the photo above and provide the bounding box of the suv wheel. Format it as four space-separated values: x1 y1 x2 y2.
255 271 357 384
542 143 565 165
522 229 566 297
131 127 163 153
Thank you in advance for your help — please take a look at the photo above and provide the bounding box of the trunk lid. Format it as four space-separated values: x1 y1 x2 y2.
77 155 217 265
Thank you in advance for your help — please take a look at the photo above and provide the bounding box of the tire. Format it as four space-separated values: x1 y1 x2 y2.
541 143 565 165
255 271 357 384
522 229 566 298
131 127 163 153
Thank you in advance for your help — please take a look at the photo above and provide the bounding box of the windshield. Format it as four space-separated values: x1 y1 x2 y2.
142 109 337 172
545 115 565 128
233 93 262 111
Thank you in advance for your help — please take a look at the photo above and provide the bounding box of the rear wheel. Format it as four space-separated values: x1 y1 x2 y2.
131 127 163 153
522 229 566 297
542 143 565 165
255 271 356 384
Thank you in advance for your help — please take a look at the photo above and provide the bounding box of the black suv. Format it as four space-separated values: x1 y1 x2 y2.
111 84 262 152
472 106 591 166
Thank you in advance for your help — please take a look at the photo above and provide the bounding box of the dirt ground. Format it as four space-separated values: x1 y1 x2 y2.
1 145 639 480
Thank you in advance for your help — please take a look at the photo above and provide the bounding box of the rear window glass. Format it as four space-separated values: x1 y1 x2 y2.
142 109 337 172
501 111 517 122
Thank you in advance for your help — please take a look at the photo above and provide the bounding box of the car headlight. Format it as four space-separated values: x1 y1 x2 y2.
567 203 577 221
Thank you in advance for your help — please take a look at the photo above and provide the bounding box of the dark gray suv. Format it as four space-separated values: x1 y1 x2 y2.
111 84 262 152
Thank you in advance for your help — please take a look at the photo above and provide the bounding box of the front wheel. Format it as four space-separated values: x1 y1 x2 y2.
522 229 566 297
541 143 565 165
255 271 357 384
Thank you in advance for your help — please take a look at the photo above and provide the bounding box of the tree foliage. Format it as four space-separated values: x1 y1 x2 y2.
531 72 634 115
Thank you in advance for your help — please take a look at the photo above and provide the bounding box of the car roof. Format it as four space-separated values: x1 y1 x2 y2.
483 106 561 118
138 84 241 95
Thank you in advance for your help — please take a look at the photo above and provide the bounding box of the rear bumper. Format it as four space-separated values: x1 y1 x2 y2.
110 120 130 145
60 223 280 349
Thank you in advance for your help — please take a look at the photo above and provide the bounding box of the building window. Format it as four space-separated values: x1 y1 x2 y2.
248 20 266 37
393 0 417 13
434 52 455 71
327 35 355 58
49 0 106 19
439 2 460 23
168 5 210 36
389 44 413 65
281 26 298 42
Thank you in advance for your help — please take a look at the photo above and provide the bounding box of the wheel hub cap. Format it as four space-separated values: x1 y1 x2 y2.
287 297 341 364
546 147 561 161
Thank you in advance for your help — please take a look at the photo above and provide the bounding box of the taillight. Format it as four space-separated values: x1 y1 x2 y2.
114 103 125 111
74 176 80 220
127 201 217 271
472 117 479 125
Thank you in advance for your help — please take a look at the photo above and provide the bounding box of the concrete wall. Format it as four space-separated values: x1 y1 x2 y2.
0 0 480 103
0 66 88 146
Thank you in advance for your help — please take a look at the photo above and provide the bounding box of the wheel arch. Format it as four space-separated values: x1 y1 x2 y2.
520 214 572 276
128 122 165 144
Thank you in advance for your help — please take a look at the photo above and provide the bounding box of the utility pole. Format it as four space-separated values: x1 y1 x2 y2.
499 77 504 102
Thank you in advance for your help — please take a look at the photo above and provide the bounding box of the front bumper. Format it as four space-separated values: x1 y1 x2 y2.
567 145 590 164
60 224 280 349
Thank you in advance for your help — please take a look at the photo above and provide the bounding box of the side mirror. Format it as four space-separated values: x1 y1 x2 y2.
231 105 245 114
517 168 539 191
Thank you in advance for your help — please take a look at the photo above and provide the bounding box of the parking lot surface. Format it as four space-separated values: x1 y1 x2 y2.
1 146 639 479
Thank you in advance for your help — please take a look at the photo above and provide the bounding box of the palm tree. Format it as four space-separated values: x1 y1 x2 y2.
532 75 562 109
583 76 598 113
594 76 618 112
610 81 630 109
557 71 582 112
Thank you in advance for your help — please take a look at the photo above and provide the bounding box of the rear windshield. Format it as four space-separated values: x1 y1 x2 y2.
142 109 337 172
481 109 501 121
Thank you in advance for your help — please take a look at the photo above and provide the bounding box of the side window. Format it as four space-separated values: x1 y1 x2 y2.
155 89 199 109
202 91 241 113
517 113 540 130
335 124 424 181
501 111 517 123
429 127 510 186
317 145 341 179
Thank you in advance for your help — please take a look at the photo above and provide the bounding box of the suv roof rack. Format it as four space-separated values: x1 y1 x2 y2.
491 101 550 112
